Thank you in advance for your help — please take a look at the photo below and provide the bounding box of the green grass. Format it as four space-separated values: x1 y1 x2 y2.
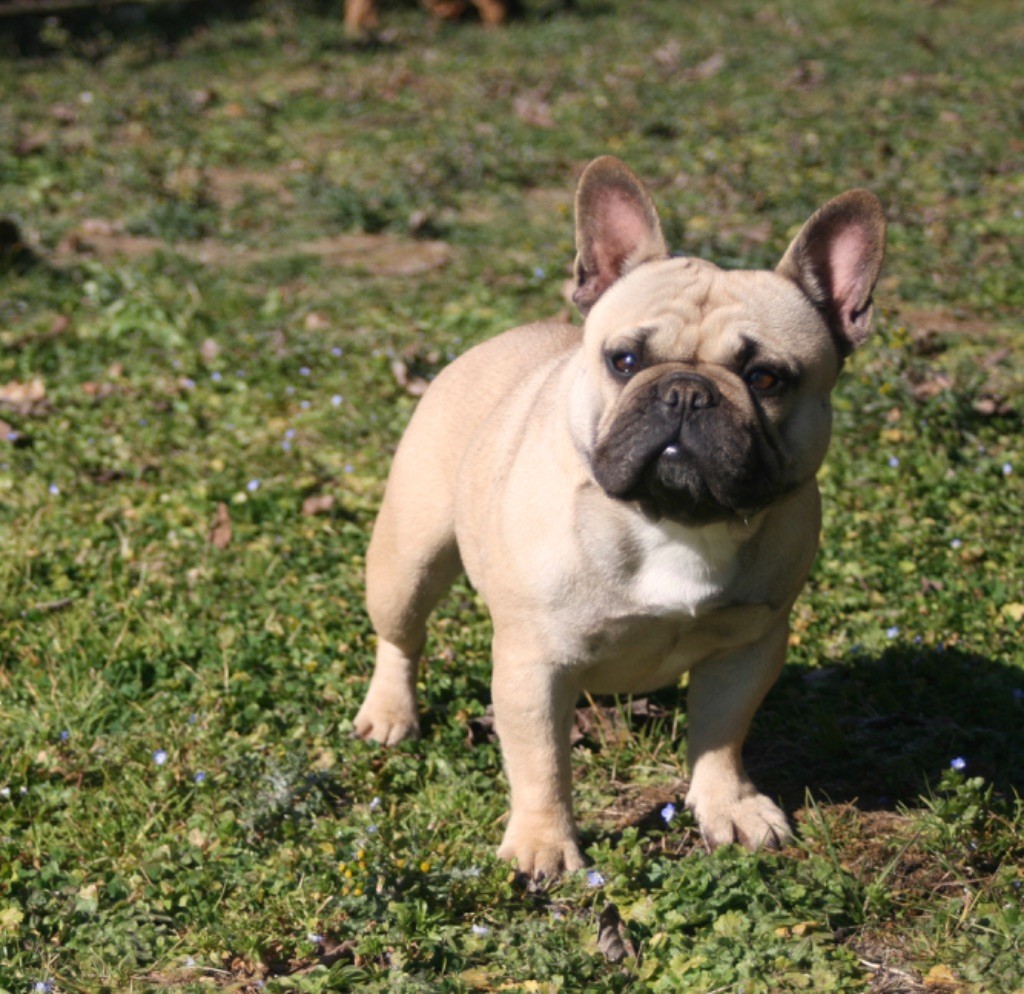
1 1 1023 991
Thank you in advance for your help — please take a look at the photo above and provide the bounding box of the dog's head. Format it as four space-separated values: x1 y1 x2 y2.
567 156 886 525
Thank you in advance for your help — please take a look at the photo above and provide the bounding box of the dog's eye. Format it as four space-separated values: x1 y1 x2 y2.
745 368 783 393
608 351 639 378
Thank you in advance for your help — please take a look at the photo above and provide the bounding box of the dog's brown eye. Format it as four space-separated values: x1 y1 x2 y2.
746 368 781 392
608 351 639 377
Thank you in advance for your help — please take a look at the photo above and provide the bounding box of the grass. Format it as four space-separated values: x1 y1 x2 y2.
1 0 1022 991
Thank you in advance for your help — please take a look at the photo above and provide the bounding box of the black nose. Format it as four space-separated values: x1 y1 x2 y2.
657 371 720 412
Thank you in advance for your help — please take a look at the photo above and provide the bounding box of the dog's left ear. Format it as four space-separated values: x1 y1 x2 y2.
573 157 668 316
776 190 886 354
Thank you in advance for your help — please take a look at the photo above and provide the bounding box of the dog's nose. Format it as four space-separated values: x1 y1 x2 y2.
657 371 720 412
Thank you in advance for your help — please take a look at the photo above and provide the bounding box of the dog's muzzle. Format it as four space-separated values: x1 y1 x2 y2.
590 367 781 524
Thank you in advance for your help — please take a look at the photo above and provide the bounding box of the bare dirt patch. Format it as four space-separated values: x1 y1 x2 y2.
53 220 454 275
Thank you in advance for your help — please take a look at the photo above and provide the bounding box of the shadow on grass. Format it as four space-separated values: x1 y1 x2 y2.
748 645 1024 813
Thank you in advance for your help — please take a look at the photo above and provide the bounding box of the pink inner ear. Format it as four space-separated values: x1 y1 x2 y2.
595 188 651 274
829 225 870 309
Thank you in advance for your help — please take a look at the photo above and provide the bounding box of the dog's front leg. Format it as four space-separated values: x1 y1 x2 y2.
684 620 792 851
491 631 584 879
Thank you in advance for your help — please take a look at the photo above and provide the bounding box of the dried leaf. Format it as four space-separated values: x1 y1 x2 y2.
572 698 669 746
81 381 118 400
319 937 356 966
597 903 636 964
208 502 233 550
50 102 78 124
514 92 555 129
1002 603 1024 623
923 964 962 990
15 128 51 156
654 39 682 71
302 494 335 517
685 52 726 81
0 378 47 415
190 88 217 110
304 311 332 332
466 709 498 746
391 359 430 397
909 373 953 401
200 338 221 364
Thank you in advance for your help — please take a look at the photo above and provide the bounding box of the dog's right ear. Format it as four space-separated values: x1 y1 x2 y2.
573 157 668 317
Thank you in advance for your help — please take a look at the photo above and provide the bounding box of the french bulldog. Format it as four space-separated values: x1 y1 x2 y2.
354 156 885 879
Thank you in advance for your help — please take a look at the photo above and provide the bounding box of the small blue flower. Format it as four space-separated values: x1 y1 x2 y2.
586 870 606 888
661 802 677 825
49 483 60 496
344 464 354 474
34 981 54 994
471 923 490 936
1003 462 1013 476
286 386 295 396
331 394 343 407
284 429 296 440
282 441 292 452
182 377 196 389
247 479 261 492
369 796 381 810
533 266 546 279
886 625 900 639
299 366 311 377
950 539 963 550
59 729 70 741
331 346 343 358
153 749 168 766
211 371 223 382
307 932 323 945
950 757 967 772
194 771 206 784
888 456 900 468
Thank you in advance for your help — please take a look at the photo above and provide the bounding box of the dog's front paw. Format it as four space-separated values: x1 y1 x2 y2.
686 787 792 852
497 816 585 880
352 685 420 745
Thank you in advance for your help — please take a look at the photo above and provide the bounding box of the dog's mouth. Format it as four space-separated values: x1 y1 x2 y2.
637 438 780 524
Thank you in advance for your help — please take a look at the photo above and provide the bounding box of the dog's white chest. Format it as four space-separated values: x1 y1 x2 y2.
628 519 741 616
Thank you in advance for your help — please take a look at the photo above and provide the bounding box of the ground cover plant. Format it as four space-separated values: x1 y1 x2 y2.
1 0 1022 990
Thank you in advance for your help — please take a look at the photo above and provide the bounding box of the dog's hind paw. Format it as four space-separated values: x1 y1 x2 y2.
687 789 792 852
